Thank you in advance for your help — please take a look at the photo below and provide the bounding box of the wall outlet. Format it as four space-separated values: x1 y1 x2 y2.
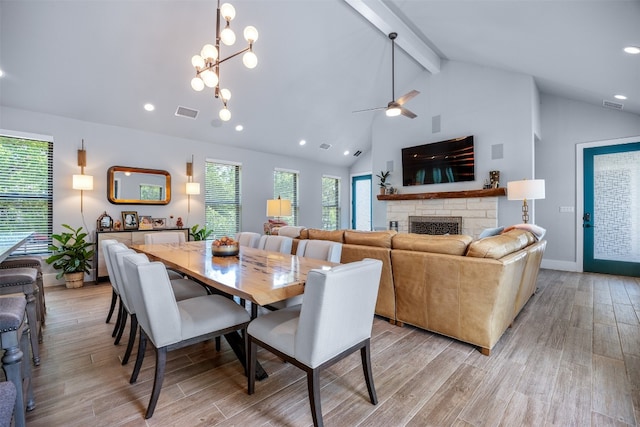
559 206 574 213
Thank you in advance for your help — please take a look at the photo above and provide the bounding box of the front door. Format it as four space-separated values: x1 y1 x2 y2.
352 174 372 230
583 141 640 276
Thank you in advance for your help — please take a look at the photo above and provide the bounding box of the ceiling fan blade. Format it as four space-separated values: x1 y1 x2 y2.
400 107 417 119
352 106 386 113
396 90 420 105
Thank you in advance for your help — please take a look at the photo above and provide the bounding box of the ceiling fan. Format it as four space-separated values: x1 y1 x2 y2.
353 32 419 119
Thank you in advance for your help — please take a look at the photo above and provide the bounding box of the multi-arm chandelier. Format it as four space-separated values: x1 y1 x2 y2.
190 1 258 121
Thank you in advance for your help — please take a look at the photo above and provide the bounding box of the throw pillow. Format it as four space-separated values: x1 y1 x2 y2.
479 226 504 239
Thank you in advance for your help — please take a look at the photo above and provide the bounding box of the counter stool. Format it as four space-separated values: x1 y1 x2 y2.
0 297 35 427
0 269 40 366
0 256 45 330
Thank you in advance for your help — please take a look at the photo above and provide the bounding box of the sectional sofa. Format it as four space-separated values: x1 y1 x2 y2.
288 227 546 355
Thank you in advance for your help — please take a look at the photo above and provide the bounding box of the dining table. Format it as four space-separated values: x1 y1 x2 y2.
130 240 340 379
0 232 34 263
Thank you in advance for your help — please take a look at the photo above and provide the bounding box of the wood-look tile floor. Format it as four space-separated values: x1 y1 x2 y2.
20 269 640 426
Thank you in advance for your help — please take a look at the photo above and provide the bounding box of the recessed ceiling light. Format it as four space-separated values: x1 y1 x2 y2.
343 150 350 156
624 46 640 54
144 103 155 111
299 140 306 146
0 69 4 78
235 125 243 131
614 94 627 100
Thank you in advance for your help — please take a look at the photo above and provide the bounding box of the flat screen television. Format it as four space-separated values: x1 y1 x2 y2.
402 135 475 186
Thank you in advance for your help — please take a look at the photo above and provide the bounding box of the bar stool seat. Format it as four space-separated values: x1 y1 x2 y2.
0 268 40 366
0 256 46 327
0 297 35 427
0 381 17 427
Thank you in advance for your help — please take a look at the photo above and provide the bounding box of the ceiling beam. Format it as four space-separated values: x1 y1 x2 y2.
344 0 441 74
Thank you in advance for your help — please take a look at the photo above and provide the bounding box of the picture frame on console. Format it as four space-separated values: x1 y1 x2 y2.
122 211 138 230
152 218 166 229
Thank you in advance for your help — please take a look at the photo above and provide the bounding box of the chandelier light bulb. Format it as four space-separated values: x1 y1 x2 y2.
191 55 205 69
219 107 231 121
220 3 236 21
201 69 219 88
243 51 258 69
386 107 401 117
221 26 236 46
220 88 231 101
191 77 205 91
200 44 218 61
243 26 259 43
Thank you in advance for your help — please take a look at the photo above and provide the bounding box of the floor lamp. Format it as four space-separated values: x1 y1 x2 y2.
507 179 545 224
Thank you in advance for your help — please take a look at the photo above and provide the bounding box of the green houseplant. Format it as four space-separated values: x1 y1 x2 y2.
189 224 214 241
376 170 391 195
46 224 95 288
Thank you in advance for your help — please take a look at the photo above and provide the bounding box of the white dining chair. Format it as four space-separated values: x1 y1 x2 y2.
123 254 251 419
144 232 187 279
101 239 124 336
257 235 293 254
247 258 383 427
235 232 261 248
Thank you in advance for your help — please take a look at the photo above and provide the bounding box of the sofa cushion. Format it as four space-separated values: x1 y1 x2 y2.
344 230 395 249
307 229 344 243
391 233 473 256
277 226 306 238
466 229 532 259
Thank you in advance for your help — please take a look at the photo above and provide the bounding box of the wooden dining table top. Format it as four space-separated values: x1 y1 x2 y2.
130 241 339 306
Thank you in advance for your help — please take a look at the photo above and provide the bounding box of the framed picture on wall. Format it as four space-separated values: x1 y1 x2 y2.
122 211 138 230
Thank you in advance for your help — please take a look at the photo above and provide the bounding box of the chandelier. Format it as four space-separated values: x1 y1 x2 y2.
190 1 258 121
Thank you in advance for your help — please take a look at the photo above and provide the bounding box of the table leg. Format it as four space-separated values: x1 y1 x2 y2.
223 332 268 380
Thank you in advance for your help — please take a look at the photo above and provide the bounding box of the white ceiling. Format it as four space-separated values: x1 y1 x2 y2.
1 0 639 167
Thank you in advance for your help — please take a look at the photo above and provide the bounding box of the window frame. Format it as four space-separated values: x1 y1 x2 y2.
204 158 242 239
273 168 299 226
321 175 341 230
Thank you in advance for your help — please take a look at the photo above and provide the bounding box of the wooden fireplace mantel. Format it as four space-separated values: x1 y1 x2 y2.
377 187 506 201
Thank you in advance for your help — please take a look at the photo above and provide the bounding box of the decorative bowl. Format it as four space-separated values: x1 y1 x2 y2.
212 243 239 257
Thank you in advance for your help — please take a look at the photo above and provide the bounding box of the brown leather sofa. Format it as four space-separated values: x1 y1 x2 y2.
294 227 546 355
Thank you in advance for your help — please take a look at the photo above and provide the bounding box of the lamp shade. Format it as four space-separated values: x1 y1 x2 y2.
266 198 292 217
72 174 94 191
507 179 545 201
186 182 201 195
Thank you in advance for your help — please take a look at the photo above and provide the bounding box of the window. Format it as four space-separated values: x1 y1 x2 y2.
205 159 241 238
139 184 163 201
322 175 340 230
0 131 53 254
273 169 299 226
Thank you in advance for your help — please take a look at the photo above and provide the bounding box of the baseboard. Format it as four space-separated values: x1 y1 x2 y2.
541 259 580 272
43 269 96 287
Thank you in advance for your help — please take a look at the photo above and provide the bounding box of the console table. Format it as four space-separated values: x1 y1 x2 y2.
94 228 189 281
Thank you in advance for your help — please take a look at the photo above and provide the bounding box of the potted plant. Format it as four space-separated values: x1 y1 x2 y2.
189 224 214 241
46 224 95 288
376 170 391 195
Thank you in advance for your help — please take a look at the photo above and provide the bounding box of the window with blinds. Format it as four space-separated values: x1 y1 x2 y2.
273 169 299 226
0 133 53 254
205 159 241 238
322 175 340 230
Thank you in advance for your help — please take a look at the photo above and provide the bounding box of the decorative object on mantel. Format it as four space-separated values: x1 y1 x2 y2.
376 170 391 195
489 170 500 188
189 0 258 121
507 179 545 224
377 187 506 201
96 211 113 231
176 217 184 229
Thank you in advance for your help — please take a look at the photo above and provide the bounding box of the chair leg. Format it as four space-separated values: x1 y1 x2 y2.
106 290 117 323
130 331 147 384
24 292 40 366
114 310 128 345
122 314 138 365
112 299 123 337
306 369 323 427
145 346 167 419
247 339 256 395
360 341 377 405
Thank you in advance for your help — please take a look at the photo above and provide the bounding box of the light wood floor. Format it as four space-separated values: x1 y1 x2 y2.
19 269 640 426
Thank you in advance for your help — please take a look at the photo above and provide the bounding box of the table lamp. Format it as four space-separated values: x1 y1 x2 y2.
507 179 545 224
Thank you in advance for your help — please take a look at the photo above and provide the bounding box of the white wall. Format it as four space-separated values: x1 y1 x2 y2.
537 94 640 270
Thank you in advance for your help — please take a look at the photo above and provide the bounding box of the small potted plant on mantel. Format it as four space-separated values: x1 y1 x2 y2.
376 170 391 195
46 224 95 288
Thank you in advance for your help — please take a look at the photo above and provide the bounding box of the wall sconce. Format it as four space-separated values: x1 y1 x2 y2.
266 195 292 222
507 179 545 224
72 139 93 212
186 155 201 212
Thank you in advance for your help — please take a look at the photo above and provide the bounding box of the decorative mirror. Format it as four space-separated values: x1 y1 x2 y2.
107 166 171 205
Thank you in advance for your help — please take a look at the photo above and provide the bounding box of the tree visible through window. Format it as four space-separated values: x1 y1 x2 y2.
205 160 241 238
0 133 53 254
322 175 340 230
140 184 163 201
273 169 298 226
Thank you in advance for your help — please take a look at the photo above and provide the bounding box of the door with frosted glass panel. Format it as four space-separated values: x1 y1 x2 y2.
352 175 372 230
583 142 640 276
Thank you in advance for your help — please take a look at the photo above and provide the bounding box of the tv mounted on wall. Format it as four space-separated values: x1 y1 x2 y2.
401 135 475 186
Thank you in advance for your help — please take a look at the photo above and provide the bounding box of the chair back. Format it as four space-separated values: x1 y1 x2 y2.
104 242 129 294
114 247 138 312
258 235 293 254
144 232 185 245
296 240 342 263
235 232 261 248
295 258 382 368
101 239 119 288
123 254 182 348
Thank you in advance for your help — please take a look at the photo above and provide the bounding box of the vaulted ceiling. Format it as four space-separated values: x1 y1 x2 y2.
1 1 638 167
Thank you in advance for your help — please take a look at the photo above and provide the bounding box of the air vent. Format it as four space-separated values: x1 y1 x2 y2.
319 143 332 150
603 100 624 110
353 150 362 157
175 106 199 119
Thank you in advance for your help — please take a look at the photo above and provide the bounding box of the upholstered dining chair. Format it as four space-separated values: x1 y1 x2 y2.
257 235 293 254
235 232 261 248
101 239 124 335
123 253 251 419
247 258 383 427
143 232 188 280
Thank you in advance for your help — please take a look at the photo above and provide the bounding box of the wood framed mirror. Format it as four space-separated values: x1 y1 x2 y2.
107 166 171 205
